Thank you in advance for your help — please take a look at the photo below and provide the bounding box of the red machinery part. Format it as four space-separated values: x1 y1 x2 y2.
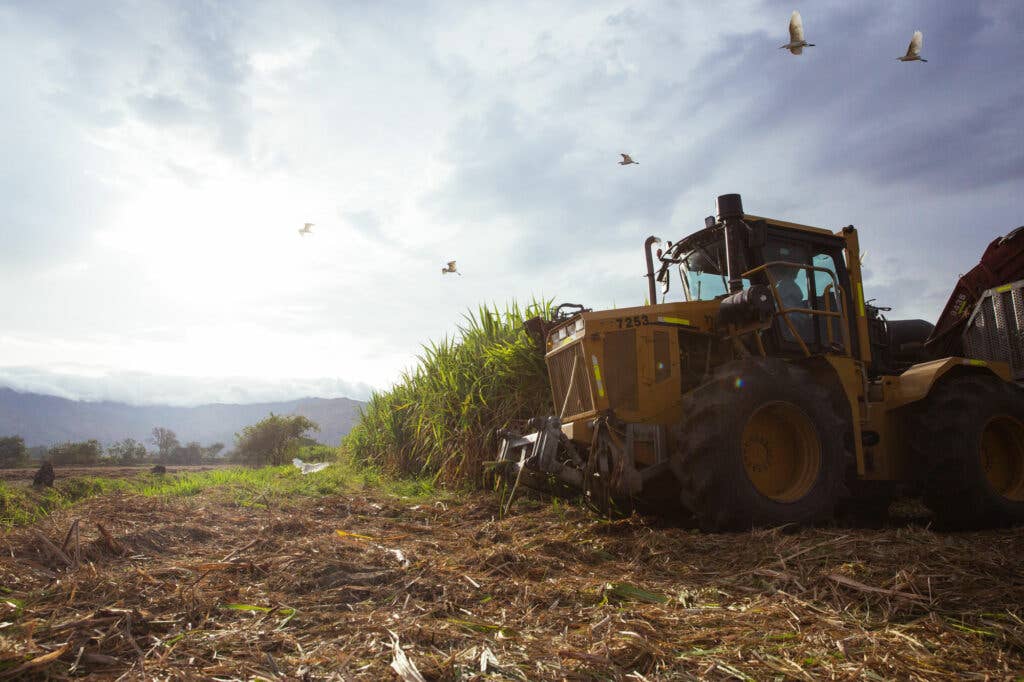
926 226 1024 356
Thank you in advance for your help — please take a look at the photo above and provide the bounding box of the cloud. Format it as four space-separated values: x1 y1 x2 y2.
0 0 1022 401
129 93 196 127
341 209 390 245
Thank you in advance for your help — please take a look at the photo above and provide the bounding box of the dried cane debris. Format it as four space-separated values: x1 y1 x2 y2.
387 630 426 682
0 488 1022 679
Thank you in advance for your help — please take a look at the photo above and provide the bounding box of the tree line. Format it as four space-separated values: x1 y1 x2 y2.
0 429 224 468
1 413 322 469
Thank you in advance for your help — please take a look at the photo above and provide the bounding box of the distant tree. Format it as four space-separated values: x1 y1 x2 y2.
234 413 320 467
26 445 48 461
175 441 202 465
107 438 147 465
150 427 180 462
0 436 28 468
202 442 225 460
48 440 102 466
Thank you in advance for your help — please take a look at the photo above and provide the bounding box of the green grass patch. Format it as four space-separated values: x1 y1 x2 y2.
0 477 130 527
0 455 437 528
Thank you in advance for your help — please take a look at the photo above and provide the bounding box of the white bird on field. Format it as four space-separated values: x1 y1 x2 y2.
298 223 314 236
442 260 461 276
780 10 815 55
898 31 927 62
292 458 329 474
619 153 638 166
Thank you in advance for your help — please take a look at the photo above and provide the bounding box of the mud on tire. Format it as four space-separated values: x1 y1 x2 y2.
671 359 847 531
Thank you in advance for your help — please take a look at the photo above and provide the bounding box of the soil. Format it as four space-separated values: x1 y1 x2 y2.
1 488 1022 680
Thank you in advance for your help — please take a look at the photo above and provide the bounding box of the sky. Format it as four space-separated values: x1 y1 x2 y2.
1 1 1022 406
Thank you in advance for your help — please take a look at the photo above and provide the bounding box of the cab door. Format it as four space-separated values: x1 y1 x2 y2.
760 230 856 357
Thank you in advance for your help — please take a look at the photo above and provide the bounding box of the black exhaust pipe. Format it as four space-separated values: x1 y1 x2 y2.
716 193 744 220
717 193 745 293
644 235 661 305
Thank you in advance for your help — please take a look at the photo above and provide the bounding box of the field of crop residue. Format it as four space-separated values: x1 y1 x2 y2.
1 472 1023 680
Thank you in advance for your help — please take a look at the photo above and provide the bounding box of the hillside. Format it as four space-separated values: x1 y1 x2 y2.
0 387 364 448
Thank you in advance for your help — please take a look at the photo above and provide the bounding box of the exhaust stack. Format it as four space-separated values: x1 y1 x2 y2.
717 193 746 293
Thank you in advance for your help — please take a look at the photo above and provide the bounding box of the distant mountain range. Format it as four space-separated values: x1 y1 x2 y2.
0 387 366 449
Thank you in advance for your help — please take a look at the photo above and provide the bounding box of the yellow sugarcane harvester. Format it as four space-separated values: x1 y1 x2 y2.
497 193 1024 530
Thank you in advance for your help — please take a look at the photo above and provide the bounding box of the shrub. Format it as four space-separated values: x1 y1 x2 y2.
48 440 102 466
0 436 27 468
234 414 320 467
298 444 338 462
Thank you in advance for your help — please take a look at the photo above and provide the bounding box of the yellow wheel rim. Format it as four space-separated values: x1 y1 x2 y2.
980 415 1024 502
742 401 821 503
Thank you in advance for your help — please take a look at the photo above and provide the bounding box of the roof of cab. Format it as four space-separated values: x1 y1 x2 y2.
744 214 836 236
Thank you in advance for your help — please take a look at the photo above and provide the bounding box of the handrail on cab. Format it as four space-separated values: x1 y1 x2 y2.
741 261 851 358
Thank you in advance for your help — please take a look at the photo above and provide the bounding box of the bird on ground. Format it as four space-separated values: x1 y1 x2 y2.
780 10 814 54
619 153 638 166
292 458 329 475
298 223 314 236
442 260 461 276
898 31 927 62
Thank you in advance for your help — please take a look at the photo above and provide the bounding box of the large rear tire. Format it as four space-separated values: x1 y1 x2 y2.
671 359 847 530
909 373 1024 528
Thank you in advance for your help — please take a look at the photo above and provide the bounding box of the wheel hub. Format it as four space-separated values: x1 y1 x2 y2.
741 401 821 503
980 415 1024 502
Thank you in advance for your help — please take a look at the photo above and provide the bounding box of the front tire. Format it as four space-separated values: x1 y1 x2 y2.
671 359 847 530
909 374 1024 528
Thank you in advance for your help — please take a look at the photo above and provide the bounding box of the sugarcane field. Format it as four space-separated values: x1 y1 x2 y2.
3 2 1024 680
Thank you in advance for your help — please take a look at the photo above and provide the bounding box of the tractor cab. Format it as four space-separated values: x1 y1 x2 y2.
650 194 859 361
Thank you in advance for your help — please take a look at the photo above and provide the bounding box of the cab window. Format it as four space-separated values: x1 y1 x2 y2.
680 243 750 301
763 241 845 351
811 251 845 349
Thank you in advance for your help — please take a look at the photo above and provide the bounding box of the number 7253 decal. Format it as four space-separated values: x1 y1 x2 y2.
615 314 649 328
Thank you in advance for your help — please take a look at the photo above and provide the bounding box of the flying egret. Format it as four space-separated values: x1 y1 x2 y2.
780 10 815 55
898 31 927 62
298 223 314 236
619 153 638 166
292 458 329 474
442 260 461 276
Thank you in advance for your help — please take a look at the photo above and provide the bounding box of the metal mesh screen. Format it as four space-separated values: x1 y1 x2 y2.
964 283 1024 380
547 343 593 419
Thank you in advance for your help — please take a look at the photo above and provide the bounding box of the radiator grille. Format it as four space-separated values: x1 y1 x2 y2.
964 283 1024 380
548 343 593 418
603 330 638 411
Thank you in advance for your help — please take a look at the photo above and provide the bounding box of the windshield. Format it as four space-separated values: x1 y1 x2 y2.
680 242 729 301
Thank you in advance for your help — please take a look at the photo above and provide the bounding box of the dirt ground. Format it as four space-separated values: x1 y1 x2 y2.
0 465 228 487
1 489 1023 680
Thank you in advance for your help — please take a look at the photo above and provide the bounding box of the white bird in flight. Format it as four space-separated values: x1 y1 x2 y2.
780 10 815 55
898 31 927 62
442 260 461 276
292 458 329 474
619 153 638 166
298 223 314 236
